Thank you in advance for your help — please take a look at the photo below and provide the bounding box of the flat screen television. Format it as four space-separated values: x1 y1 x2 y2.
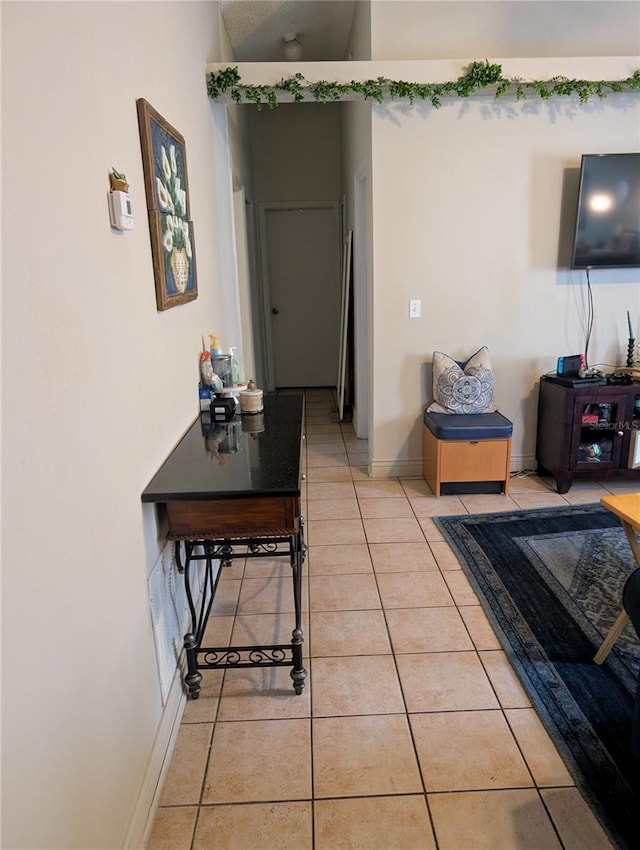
570 152 640 270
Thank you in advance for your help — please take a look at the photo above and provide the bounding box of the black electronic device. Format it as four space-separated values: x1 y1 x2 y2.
606 372 634 385
545 374 607 388
570 152 640 270
210 395 237 421
556 354 584 376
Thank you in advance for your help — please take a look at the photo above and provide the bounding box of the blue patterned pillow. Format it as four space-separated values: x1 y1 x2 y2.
427 347 497 414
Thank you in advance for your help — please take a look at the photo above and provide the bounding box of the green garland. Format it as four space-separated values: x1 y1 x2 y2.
207 60 640 109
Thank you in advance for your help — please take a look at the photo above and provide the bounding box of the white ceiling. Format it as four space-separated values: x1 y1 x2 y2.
220 0 358 62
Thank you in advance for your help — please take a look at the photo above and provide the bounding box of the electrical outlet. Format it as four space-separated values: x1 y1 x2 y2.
409 299 421 319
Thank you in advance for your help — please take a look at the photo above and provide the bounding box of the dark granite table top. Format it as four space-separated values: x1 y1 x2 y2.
141 392 304 503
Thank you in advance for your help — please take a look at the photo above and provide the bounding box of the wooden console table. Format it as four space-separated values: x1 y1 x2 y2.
141 392 307 698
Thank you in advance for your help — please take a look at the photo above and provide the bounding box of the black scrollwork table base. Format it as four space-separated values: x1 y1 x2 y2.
141 393 307 698
172 526 307 698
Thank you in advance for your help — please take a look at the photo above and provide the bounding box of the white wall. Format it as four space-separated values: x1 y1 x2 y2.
342 98 373 436
1 2 234 848
205 51 640 473
227 104 264 384
369 71 640 473
370 1 640 60
364 2 640 475
251 102 343 201
350 0 372 60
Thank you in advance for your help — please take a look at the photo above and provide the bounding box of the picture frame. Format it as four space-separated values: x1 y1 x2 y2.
629 429 640 469
137 98 197 311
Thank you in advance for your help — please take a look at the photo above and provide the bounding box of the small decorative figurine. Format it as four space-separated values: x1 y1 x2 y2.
200 351 223 393
109 167 129 193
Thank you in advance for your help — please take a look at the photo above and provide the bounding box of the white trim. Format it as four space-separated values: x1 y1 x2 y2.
369 453 537 480
337 230 352 418
510 453 538 473
369 459 423 479
205 57 640 103
353 166 371 440
124 666 186 850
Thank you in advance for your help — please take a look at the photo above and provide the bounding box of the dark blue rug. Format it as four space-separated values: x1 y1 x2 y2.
434 503 640 850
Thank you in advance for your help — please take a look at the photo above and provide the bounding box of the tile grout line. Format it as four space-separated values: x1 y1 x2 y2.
302 393 317 850
363 495 441 845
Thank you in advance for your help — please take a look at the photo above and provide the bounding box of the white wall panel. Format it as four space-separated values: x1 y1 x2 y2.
1 2 227 847
370 85 640 473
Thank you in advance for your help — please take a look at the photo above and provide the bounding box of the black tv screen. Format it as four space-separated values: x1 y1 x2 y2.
571 152 640 270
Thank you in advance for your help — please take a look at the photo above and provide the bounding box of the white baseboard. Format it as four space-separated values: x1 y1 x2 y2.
369 459 423 478
510 453 538 473
124 666 186 849
368 453 538 481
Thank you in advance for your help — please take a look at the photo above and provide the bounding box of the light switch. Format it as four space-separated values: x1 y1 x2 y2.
409 299 421 318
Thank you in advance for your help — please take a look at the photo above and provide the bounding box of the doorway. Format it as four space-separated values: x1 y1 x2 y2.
258 201 342 389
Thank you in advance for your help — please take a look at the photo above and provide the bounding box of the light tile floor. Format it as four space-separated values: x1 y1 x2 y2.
147 387 632 849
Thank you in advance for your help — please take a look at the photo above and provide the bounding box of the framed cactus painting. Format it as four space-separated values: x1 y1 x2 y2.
137 98 197 311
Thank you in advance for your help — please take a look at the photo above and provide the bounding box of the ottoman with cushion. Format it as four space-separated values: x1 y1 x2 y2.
423 411 513 496
423 346 512 496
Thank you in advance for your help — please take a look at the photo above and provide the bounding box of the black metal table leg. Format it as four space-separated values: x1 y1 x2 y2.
179 542 203 699
290 521 307 695
183 631 203 699
173 525 308 698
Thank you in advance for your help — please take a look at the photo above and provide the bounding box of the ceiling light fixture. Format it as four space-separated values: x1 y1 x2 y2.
282 32 302 61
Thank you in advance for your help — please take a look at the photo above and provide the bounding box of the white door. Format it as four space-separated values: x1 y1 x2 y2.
260 203 341 388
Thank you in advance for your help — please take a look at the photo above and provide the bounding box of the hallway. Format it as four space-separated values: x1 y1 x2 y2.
147 387 614 849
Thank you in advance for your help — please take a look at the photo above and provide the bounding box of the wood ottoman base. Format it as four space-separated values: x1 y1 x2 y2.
423 411 513 497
